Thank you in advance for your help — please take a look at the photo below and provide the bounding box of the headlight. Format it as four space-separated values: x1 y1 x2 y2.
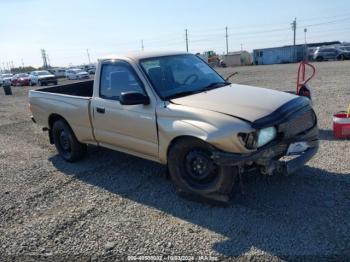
239 126 277 149
257 127 277 147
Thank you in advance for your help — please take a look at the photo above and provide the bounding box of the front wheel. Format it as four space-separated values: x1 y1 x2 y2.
316 56 323 62
168 138 237 202
52 120 87 162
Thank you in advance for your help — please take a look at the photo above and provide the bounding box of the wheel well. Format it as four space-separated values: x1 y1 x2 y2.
166 135 209 159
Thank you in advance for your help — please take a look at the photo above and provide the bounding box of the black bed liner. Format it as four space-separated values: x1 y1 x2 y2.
36 80 94 97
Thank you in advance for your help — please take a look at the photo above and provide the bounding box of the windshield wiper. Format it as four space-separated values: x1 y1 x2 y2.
166 90 203 100
202 81 230 91
166 82 230 100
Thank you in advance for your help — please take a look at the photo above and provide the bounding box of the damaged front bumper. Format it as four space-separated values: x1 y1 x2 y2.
212 126 319 176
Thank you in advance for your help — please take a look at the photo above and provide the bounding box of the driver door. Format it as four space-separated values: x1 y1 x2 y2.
91 61 159 159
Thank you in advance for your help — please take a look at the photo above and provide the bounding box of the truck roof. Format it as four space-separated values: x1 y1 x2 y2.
98 51 188 63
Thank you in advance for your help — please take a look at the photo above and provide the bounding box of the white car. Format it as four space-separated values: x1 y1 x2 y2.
0 73 13 86
29 71 57 86
65 69 89 80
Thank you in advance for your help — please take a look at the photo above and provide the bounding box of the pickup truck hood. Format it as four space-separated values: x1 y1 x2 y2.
171 84 297 123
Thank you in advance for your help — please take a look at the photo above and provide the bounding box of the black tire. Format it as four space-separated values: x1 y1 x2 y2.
52 119 87 162
337 54 345 61
316 56 323 62
168 137 237 198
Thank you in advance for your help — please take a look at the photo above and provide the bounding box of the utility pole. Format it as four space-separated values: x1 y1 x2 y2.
141 40 144 51
41 49 48 69
46 55 51 68
185 29 189 52
21 58 24 68
86 49 91 64
241 43 243 51
225 26 229 55
291 18 297 46
291 18 297 62
304 28 308 61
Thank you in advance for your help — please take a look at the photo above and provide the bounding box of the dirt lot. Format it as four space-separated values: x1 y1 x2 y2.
0 61 349 261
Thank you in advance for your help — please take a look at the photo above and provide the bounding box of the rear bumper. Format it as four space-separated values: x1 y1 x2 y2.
212 126 319 175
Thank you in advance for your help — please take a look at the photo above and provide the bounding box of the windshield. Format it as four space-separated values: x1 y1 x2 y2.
18 74 28 77
73 69 83 73
37 71 51 75
140 54 227 100
1 74 12 78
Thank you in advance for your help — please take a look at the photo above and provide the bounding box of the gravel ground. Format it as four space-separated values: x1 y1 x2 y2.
0 62 349 261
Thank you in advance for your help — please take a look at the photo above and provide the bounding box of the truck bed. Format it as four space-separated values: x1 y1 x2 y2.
29 80 95 144
36 80 94 97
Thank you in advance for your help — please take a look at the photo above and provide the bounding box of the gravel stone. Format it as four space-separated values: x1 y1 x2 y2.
104 242 116 251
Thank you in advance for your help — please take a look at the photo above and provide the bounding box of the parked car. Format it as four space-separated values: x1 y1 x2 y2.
339 46 350 52
65 69 89 80
49 68 66 78
11 73 30 86
29 52 319 204
81 65 96 75
313 47 350 61
0 73 13 86
87 67 96 75
29 70 57 86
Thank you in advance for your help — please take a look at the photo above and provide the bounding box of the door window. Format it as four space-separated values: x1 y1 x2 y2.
100 61 144 100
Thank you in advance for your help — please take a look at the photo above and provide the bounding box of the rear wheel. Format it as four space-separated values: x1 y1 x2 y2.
52 120 87 162
337 54 345 61
168 137 237 202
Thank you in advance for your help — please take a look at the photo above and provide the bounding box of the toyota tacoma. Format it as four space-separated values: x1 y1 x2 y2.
29 52 319 204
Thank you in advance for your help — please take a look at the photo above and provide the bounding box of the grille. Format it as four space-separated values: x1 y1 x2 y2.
279 110 316 138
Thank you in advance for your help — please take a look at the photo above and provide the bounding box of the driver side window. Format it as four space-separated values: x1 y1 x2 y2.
100 62 145 100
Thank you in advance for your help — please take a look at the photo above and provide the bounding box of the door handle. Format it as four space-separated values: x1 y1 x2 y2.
96 107 105 114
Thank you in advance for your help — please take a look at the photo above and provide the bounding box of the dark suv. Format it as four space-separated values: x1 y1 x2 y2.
313 47 350 61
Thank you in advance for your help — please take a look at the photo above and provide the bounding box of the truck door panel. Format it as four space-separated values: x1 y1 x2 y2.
91 61 158 157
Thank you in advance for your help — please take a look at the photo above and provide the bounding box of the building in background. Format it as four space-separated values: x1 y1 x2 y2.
222 51 252 67
253 41 341 65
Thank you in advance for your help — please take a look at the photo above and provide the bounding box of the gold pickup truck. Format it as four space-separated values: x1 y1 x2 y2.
29 52 319 204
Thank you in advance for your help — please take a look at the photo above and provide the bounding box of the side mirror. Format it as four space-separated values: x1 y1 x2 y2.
120 91 150 105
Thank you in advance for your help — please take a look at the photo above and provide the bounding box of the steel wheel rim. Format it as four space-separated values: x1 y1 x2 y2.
183 149 218 188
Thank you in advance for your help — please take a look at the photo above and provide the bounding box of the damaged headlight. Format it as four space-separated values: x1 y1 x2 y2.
257 127 277 147
239 126 277 149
